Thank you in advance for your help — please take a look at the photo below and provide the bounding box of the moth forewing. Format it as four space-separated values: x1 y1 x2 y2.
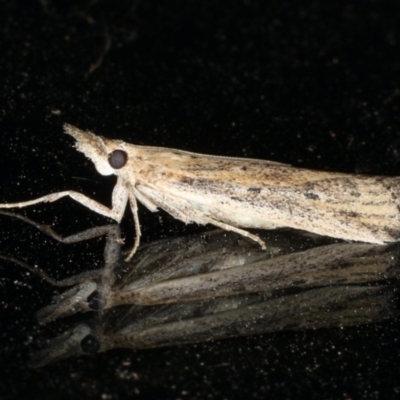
127 146 400 245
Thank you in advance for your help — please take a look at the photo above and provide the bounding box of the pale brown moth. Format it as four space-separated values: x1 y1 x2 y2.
1 124 400 260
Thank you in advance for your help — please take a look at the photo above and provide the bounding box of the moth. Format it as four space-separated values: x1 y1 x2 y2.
1 124 400 260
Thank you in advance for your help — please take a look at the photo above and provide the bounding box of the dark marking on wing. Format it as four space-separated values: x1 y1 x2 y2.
338 210 360 218
180 176 195 185
304 192 320 200
248 188 261 194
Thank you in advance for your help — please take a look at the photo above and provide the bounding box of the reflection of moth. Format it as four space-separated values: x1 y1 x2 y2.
31 284 399 368
1 124 400 260
2 211 398 325
2 211 399 367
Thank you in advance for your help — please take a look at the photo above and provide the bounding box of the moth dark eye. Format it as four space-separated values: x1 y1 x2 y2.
108 149 128 169
80 335 100 354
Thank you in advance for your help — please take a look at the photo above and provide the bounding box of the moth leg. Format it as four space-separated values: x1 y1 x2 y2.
0 191 110 218
0 209 120 244
0 177 129 222
135 186 267 250
203 217 267 250
0 210 123 286
132 187 158 212
126 194 141 261
0 254 65 287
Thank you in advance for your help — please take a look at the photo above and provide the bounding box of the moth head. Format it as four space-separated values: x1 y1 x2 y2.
64 124 125 176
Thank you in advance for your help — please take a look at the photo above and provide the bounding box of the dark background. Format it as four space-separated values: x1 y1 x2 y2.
1 0 400 399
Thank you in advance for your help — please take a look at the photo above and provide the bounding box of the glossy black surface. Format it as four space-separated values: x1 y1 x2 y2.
1 1 400 399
